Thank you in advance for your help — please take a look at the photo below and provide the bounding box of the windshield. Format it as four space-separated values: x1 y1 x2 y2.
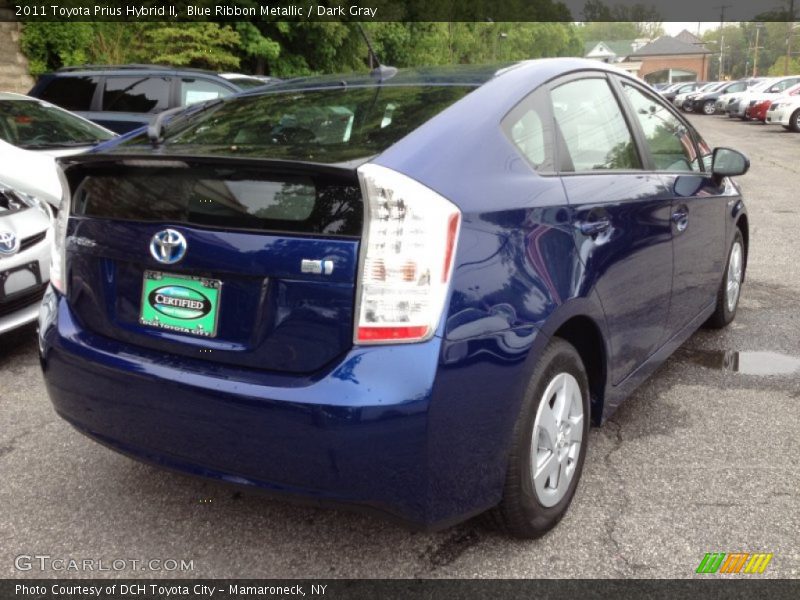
119 85 474 163
0 99 114 149
753 79 776 92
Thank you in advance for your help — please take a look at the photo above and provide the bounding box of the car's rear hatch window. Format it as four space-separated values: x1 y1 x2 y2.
117 85 474 163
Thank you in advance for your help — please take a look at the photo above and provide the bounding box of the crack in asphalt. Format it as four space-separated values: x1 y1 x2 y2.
0 426 51 459
417 525 482 573
601 419 653 576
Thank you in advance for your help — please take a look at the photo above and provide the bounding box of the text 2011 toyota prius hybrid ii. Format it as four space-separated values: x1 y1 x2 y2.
40 59 750 537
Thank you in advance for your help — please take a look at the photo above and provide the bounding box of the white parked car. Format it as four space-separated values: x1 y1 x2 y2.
729 76 800 119
218 73 280 90
0 92 115 208
0 179 53 335
716 78 773 114
765 95 800 131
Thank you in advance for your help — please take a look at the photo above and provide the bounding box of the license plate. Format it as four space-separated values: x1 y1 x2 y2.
0 262 42 301
139 270 221 337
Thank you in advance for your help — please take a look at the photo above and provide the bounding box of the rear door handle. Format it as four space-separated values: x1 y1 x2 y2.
672 206 689 232
577 217 611 236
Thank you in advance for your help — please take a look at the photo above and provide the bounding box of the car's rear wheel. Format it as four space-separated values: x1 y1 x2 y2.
488 338 590 538
789 109 800 133
706 229 744 329
702 100 716 115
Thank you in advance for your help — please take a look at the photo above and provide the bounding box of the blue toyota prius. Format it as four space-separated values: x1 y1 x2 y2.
39 59 750 537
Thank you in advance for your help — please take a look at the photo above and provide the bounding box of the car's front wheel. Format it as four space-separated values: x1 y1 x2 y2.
707 229 744 329
489 338 590 538
702 100 716 115
789 109 800 133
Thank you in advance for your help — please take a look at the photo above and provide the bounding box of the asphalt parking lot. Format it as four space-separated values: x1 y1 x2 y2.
1 113 798 580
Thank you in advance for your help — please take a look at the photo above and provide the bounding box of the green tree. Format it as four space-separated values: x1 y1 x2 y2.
703 25 748 79
140 23 241 70
20 23 95 75
768 56 800 76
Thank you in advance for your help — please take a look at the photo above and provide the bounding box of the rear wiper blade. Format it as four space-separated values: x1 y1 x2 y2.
147 99 225 147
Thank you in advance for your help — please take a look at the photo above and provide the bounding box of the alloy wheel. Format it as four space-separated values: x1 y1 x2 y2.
726 241 743 313
530 372 584 507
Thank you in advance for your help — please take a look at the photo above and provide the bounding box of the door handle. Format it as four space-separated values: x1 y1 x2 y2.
672 206 689 232
577 217 611 237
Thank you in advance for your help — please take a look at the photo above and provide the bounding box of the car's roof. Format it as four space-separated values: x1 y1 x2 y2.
251 63 519 94
49 64 226 78
0 92 37 101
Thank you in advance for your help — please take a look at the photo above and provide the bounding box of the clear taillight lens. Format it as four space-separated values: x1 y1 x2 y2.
50 166 70 294
355 164 460 344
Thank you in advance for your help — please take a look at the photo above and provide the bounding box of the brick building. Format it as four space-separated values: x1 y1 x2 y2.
628 35 712 84
584 32 712 85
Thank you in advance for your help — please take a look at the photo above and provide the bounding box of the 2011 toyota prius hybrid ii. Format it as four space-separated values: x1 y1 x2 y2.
39 59 750 538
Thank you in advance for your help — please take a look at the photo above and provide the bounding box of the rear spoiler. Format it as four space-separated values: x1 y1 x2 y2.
57 152 372 181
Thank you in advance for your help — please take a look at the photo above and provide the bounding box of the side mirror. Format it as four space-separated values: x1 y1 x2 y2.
712 147 750 178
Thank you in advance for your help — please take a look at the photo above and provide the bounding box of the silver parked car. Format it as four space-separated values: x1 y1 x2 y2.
0 182 52 335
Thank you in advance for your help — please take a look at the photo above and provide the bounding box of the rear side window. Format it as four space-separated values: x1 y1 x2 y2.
551 78 640 171
622 84 700 172
102 77 171 113
72 168 362 237
119 86 474 164
503 88 555 172
180 79 233 106
37 76 98 111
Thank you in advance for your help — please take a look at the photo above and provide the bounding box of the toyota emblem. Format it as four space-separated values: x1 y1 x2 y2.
149 229 187 264
0 231 18 256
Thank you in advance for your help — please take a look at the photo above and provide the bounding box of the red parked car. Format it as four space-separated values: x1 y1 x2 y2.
747 82 800 122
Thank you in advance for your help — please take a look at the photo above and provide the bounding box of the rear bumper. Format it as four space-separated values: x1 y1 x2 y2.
39 289 527 528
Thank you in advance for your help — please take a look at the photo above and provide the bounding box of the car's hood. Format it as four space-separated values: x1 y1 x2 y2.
748 92 781 103
773 96 800 107
32 146 96 158
0 140 62 207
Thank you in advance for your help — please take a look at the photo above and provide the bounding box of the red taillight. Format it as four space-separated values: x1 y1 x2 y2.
354 164 461 345
356 325 430 342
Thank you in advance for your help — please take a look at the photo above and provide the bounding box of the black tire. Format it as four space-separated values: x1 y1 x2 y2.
790 109 800 133
487 337 590 538
706 229 745 329
702 100 716 115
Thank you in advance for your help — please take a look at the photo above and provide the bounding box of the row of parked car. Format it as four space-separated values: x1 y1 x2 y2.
0 65 278 336
658 75 800 131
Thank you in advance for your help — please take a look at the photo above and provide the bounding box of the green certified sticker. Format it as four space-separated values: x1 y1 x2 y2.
140 270 221 337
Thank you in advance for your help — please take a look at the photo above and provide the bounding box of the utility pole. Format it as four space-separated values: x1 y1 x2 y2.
753 23 763 77
786 0 796 75
715 4 730 80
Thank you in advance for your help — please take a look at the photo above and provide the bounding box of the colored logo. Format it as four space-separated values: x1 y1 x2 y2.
149 229 187 264
148 286 212 320
0 231 18 256
696 552 773 574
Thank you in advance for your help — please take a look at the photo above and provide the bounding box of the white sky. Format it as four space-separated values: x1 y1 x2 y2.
662 22 723 37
